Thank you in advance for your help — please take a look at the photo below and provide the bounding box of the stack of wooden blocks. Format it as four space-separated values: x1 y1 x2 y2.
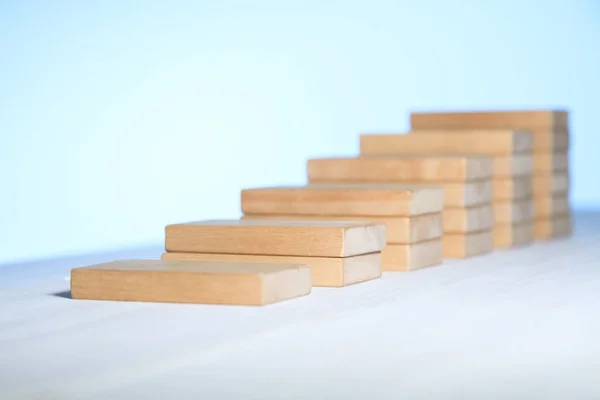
69 108 573 307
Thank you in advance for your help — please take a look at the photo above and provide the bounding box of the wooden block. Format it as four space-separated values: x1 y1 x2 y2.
534 152 569 173
528 128 569 152
241 213 443 245
535 195 571 218
307 156 493 183
493 200 535 224
360 130 532 156
533 172 569 196
493 177 533 201
492 154 533 178
381 240 443 271
410 110 569 130
70 260 311 305
165 219 386 257
443 231 493 258
161 252 382 288
493 222 534 248
241 185 444 217
444 205 494 233
534 214 573 239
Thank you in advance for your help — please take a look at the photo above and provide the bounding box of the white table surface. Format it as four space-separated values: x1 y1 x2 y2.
1 212 600 400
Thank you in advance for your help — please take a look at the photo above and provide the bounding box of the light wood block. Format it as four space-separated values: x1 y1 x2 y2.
165 219 385 258
307 156 493 183
533 172 570 196
444 205 494 233
70 260 312 305
443 231 494 258
492 154 534 178
535 195 571 218
493 222 534 248
241 213 443 245
161 252 382 288
534 214 573 239
534 152 569 173
410 110 569 130
381 240 443 271
493 200 535 224
360 130 532 156
241 185 444 217
493 177 533 201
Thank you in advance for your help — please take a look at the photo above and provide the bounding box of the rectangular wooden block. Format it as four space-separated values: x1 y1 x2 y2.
307 156 493 183
161 252 382 288
493 177 533 201
444 205 493 233
493 154 534 178
360 130 532 156
534 214 573 239
443 231 494 258
241 185 444 217
410 110 569 130
70 260 312 305
534 152 569 173
381 240 443 271
535 195 571 218
493 222 534 248
493 199 535 224
241 213 443 244
533 172 569 196
165 219 386 257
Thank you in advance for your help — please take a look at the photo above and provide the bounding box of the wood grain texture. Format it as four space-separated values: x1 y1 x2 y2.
165 219 386 257
534 214 573 239
534 152 569 173
492 177 533 201
533 172 570 196
492 154 534 178
493 222 534 248
161 252 382 287
307 156 493 183
241 185 444 217
381 240 443 271
410 110 569 130
493 200 535 224
241 213 443 245
70 260 311 305
535 195 571 218
443 231 494 258
444 205 494 233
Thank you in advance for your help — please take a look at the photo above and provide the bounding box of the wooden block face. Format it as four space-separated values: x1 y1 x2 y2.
444 205 494 233
535 195 571 218
493 177 533 201
443 231 493 258
492 155 533 178
534 214 573 239
241 185 444 217
360 130 532 156
493 200 534 224
529 127 569 152
534 152 568 173
307 156 493 183
381 240 443 272
70 260 311 305
493 222 534 248
165 219 386 257
410 110 569 130
161 252 382 287
241 213 443 245
533 172 569 196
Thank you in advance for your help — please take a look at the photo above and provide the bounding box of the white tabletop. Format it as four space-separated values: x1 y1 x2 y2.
1 212 600 400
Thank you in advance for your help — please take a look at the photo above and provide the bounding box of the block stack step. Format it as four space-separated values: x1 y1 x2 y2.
410 109 572 239
240 185 444 271
162 219 386 287
360 129 535 248
307 156 494 258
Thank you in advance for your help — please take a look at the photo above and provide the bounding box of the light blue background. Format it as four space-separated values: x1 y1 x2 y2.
1 0 599 264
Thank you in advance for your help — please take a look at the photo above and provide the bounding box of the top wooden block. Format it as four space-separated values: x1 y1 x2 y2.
241 185 444 217
165 219 386 257
360 130 532 156
307 156 492 183
410 110 569 130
